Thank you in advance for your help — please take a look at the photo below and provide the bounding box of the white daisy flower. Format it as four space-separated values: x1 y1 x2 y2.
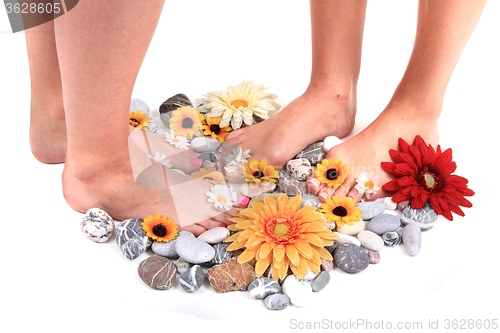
354 171 381 199
201 80 281 130
165 129 190 150
148 152 172 168
224 146 251 166
206 185 238 211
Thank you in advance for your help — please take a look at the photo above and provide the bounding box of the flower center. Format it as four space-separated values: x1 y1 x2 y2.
365 181 374 190
129 118 140 127
152 224 168 237
326 168 339 180
423 172 437 189
253 171 265 179
203 176 215 182
231 99 248 109
172 138 179 143
332 206 348 217
217 195 226 203
182 117 194 129
273 223 290 237
210 124 222 135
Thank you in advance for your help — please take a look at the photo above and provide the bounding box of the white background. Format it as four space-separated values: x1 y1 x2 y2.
1 1 499 332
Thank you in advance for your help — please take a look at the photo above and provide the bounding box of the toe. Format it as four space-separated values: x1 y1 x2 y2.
318 186 335 203
306 176 324 195
347 187 365 202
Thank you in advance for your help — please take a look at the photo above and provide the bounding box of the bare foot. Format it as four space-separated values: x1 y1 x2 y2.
306 98 441 203
62 131 234 237
224 87 356 168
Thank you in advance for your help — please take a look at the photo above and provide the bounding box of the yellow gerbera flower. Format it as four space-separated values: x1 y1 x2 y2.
129 111 151 131
202 116 232 142
142 214 179 242
169 106 203 139
191 168 227 185
314 159 349 188
225 194 338 281
244 159 279 184
319 196 362 229
201 80 281 130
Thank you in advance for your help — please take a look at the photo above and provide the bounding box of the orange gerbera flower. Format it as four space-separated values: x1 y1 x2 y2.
314 159 349 188
129 111 151 131
142 214 179 242
319 196 362 229
225 194 338 281
244 159 279 184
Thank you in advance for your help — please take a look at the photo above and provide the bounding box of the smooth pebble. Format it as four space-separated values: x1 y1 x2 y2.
248 277 280 300
281 275 313 307
197 227 230 244
333 243 369 274
355 202 386 220
175 235 215 264
366 214 401 235
263 293 290 310
402 223 421 256
357 230 384 252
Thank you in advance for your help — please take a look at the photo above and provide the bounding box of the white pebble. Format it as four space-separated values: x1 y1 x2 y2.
197 227 230 244
322 136 344 153
281 275 312 307
334 232 361 247
336 218 365 236
357 230 384 252
383 197 398 210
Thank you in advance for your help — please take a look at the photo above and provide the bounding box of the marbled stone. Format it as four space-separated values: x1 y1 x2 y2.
159 93 193 127
206 258 256 293
300 193 322 209
197 227 230 244
263 293 289 311
144 118 158 133
151 239 179 259
174 258 192 275
336 218 365 236
401 202 438 231
357 230 384 251
322 136 343 153
116 218 151 260
402 223 421 256
324 240 339 255
281 275 313 307
248 277 280 300
311 271 330 292
366 214 401 235
382 231 402 247
130 97 149 116
175 235 215 264
277 173 308 196
294 142 326 165
179 265 205 293
190 136 221 154
286 158 313 181
239 180 276 198
333 243 369 274
368 251 381 264
334 232 361 247
138 256 176 290
80 208 114 243
206 242 233 265
355 202 386 220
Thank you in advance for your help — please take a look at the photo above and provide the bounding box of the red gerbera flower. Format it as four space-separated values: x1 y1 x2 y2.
381 135 474 221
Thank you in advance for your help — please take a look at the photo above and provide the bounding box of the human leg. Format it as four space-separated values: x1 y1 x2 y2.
55 0 231 234
224 0 366 167
308 0 487 202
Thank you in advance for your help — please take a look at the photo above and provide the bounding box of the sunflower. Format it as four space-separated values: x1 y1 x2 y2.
202 116 232 142
319 196 362 229
314 159 349 188
142 214 179 242
191 168 227 185
169 106 203 139
225 194 338 281
381 135 474 221
244 159 279 184
201 80 281 129
129 111 151 131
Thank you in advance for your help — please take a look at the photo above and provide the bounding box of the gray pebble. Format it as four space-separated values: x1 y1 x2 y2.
130 97 149 116
263 293 290 310
333 243 369 273
248 277 281 300
355 202 386 220
357 230 384 251
115 218 151 260
366 214 401 235
175 235 215 264
179 265 205 293
382 231 402 247
402 224 421 256
311 271 330 292
151 239 179 259
206 242 233 265
401 202 438 231
174 258 192 275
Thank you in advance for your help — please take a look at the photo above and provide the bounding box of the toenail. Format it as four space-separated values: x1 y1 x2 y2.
308 178 321 188
319 192 329 200
193 152 199 158
192 158 203 166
